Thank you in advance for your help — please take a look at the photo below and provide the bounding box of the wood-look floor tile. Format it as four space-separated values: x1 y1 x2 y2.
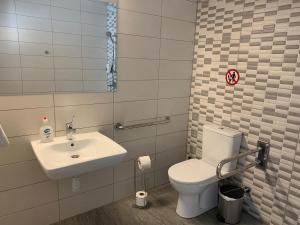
53 185 264 225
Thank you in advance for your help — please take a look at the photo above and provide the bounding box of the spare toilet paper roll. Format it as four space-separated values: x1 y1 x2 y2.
137 156 151 171
0 124 9 147
136 191 148 207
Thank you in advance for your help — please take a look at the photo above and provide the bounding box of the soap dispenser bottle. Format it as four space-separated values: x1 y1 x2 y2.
40 116 54 143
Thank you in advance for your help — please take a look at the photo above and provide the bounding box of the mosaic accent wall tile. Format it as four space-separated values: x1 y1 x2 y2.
188 0 300 224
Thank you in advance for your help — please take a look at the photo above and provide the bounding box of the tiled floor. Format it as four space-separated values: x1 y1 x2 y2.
54 185 264 225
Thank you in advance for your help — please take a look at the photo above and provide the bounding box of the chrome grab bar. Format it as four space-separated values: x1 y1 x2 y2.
216 140 270 180
115 116 170 130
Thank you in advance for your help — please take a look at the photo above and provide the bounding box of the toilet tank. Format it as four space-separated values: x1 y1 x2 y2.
202 124 242 172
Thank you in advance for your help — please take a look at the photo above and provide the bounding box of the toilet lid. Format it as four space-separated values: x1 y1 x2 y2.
168 159 217 185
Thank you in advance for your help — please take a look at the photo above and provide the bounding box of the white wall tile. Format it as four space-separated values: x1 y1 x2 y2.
118 0 162 15
0 181 58 217
83 81 107 92
114 100 157 123
0 202 59 225
160 39 194 60
55 103 113 130
18 0 51 5
158 79 191 98
157 114 189 135
159 60 192 79
82 35 106 48
0 54 20 67
22 68 54 80
118 58 159 80
118 9 161 38
162 17 195 41
54 69 82 81
52 20 81 34
0 160 48 191
54 93 113 106
0 107 55 137
19 29 52 44
0 40 19 54
155 167 169 186
113 178 134 201
0 68 21 80
118 34 160 59
16 1 51 18
155 147 186 169
114 80 158 102
21 55 53 68
83 58 106 70
53 45 81 57
82 23 106 36
52 0 80 10
53 33 81 46
59 184 113 220
0 94 53 110
0 135 37 165
0 27 18 41
52 6 81 22
0 81 22 95
17 15 52 31
54 57 82 69
23 81 55 94
83 69 106 81
156 131 187 153
81 0 106 14
81 12 106 25
55 81 83 92
82 47 106 58
20 42 52 56
0 12 17 27
119 136 156 161
114 160 134 182
59 167 113 198
162 0 197 22
158 97 190 116
0 0 15 13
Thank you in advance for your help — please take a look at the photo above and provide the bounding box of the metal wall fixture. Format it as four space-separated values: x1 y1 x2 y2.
115 116 170 130
216 139 270 179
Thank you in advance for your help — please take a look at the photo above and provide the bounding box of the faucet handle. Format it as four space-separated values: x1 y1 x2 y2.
66 115 75 129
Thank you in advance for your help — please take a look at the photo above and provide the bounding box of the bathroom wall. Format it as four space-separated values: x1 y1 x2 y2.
0 0 196 224
188 0 300 225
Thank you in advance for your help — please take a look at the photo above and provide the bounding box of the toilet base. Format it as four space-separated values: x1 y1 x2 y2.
175 183 218 218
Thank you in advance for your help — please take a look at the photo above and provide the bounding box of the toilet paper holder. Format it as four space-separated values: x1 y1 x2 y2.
134 156 151 208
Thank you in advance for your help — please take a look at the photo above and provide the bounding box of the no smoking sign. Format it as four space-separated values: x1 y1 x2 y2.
225 69 240 86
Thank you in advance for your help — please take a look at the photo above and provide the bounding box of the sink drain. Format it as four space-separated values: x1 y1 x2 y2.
71 154 80 158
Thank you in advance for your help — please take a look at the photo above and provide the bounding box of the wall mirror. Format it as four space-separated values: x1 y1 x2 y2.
0 0 117 95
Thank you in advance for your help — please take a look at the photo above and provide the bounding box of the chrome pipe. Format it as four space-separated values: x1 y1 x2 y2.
216 147 262 180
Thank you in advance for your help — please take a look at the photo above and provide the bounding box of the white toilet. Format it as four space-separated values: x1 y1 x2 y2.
168 124 242 218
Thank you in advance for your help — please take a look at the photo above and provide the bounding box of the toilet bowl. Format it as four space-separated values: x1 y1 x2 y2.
168 124 242 218
168 159 218 218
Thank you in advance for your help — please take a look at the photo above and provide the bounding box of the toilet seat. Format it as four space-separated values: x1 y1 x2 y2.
168 159 217 186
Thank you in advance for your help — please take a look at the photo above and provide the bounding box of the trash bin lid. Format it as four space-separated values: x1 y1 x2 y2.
220 185 244 199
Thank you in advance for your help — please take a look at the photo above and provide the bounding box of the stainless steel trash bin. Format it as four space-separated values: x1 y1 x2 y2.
218 185 244 224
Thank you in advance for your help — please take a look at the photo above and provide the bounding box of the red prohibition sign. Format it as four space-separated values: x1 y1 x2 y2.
225 69 240 86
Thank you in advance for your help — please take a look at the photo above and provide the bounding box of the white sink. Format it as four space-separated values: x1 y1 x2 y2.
31 132 127 179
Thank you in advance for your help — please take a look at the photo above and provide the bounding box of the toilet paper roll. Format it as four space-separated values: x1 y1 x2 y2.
0 124 9 147
136 191 148 207
137 156 151 171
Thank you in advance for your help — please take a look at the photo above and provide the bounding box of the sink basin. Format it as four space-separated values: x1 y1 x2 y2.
31 132 127 179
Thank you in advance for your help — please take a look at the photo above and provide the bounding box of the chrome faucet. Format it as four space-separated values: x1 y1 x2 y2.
66 116 76 140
